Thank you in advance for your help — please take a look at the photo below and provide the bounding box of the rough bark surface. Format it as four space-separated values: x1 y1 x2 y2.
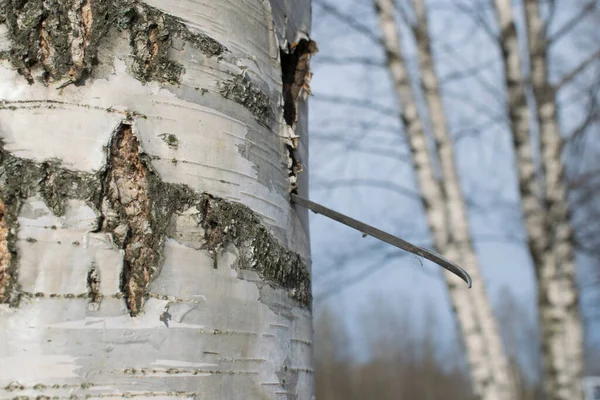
374 1 512 399
100 123 161 316
524 1 584 398
0 0 314 398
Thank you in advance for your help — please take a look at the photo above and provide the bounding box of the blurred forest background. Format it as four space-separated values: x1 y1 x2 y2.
306 0 600 399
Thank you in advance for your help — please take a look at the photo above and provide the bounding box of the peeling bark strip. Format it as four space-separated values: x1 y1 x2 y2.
0 199 11 302
1 0 226 84
200 195 311 305
100 123 159 316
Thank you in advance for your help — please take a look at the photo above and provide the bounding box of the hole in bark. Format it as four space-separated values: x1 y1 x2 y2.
280 39 317 128
280 39 317 194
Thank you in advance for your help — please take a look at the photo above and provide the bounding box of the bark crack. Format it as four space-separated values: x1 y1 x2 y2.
67 0 93 80
280 39 317 193
0 199 12 303
100 122 159 316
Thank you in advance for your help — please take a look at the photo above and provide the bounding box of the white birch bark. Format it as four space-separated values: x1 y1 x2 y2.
524 1 584 398
374 1 512 398
493 0 541 250
410 2 517 399
0 1 315 399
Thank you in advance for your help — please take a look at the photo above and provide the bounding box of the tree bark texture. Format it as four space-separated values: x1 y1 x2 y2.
0 1 315 399
523 1 584 398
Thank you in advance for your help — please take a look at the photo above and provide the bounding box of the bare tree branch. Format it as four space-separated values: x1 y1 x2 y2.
547 1 598 45
545 0 558 32
313 131 410 160
439 58 498 85
450 0 499 44
314 240 392 284
314 251 411 301
311 178 422 201
437 41 506 101
567 111 600 146
314 0 383 45
314 55 386 67
312 93 400 116
554 49 600 90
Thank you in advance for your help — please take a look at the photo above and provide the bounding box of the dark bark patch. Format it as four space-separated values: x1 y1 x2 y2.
2 0 113 84
219 74 274 125
128 5 183 85
87 263 102 309
39 159 98 216
1 0 227 84
0 149 42 305
0 130 310 311
123 3 225 60
158 133 179 149
0 143 100 305
276 356 300 400
199 194 311 306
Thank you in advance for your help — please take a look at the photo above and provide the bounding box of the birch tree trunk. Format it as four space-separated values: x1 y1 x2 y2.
524 1 584 398
0 1 315 399
374 1 513 398
410 2 517 399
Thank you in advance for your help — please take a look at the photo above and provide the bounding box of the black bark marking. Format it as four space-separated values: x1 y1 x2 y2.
87 263 102 308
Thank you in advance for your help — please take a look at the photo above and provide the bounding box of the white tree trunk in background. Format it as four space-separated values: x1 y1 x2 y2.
410 1 517 399
374 1 512 398
0 1 315 399
524 1 584 398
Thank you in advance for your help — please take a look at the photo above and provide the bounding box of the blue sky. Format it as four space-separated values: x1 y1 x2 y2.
306 0 600 363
